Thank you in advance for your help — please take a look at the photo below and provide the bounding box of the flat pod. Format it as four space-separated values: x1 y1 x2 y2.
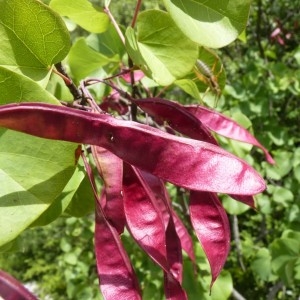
95 200 141 300
0 103 266 195
123 165 169 271
190 191 230 286
186 105 275 164
133 98 217 144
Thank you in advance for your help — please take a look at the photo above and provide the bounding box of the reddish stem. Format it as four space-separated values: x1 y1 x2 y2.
131 0 143 28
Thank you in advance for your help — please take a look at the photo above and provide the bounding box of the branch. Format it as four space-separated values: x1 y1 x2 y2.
131 0 143 28
256 0 265 59
54 63 82 100
231 215 246 271
104 6 125 44
267 281 284 300
232 288 247 300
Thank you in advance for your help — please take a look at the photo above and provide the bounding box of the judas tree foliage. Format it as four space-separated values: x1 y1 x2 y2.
0 0 274 299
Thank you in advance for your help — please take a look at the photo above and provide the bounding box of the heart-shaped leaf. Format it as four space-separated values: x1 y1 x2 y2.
0 0 70 81
0 128 77 247
0 69 76 246
125 10 198 86
50 0 109 33
0 67 59 104
174 79 202 101
163 0 251 48
68 38 119 81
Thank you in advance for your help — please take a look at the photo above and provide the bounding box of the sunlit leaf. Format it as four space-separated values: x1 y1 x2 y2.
31 161 86 226
222 195 250 215
0 128 77 246
251 248 274 282
68 37 119 81
163 0 251 48
0 0 70 81
50 0 109 33
174 79 201 101
125 10 198 86
0 67 58 104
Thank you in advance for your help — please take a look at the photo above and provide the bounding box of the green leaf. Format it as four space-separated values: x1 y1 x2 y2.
295 258 300 281
68 37 119 80
65 174 95 217
50 0 109 33
125 10 198 86
209 271 233 300
265 151 293 179
182 257 205 299
222 195 250 215
86 24 125 59
0 0 70 81
0 67 59 104
162 0 251 48
282 230 300 241
293 148 300 167
230 111 252 129
64 252 78 265
271 231 300 286
0 129 77 247
256 194 272 215
251 248 274 282
183 244 233 299
273 186 294 207
0 236 24 253
294 165 300 183
238 30 247 43
31 162 86 226
174 79 201 101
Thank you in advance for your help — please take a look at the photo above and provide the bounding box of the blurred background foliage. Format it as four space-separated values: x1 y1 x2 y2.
0 0 299 299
